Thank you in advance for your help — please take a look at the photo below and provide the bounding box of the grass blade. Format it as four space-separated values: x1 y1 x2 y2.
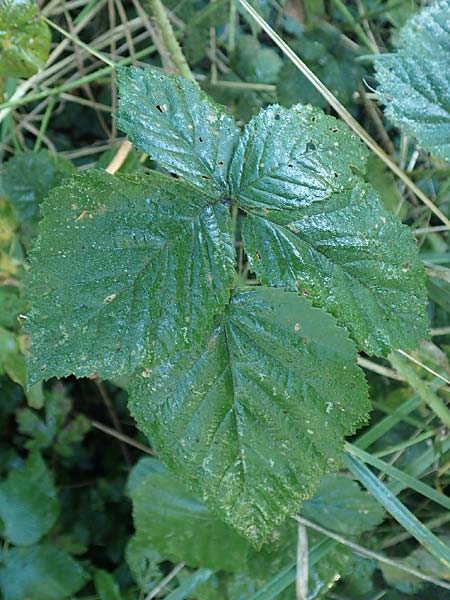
344 452 450 569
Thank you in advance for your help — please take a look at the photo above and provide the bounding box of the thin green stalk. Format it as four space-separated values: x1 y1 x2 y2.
33 96 57 152
42 16 116 67
250 538 336 600
0 44 156 114
389 351 450 428
372 430 436 458
228 0 237 53
147 0 194 82
329 0 377 52
237 0 450 229
295 514 450 591
346 443 450 512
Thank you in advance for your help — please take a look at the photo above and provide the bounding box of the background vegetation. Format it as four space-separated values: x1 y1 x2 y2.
0 0 449 598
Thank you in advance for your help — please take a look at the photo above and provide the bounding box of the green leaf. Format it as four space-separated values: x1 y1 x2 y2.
125 535 163 595
380 538 450 595
93 569 121 600
2 150 74 244
300 473 385 536
231 35 282 86
0 451 59 545
116 66 240 197
278 23 364 109
230 104 428 356
0 0 51 77
0 544 88 600
130 466 250 571
26 169 234 385
375 1 450 161
129 287 370 545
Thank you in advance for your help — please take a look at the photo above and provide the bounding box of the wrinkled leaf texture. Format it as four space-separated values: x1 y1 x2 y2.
375 0 450 161
27 65 427 544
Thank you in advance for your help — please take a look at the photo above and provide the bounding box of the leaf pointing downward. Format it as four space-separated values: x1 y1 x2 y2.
129 288 370 546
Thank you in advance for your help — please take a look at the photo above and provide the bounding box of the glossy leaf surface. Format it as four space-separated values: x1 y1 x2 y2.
26 170 234 385
230 104 428 355
116 66 240 197
375 0 450 161
129 288 370 545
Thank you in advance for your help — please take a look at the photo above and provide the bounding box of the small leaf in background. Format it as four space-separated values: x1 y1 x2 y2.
2 150 74 245
0 451 59 545
129 288 370 545
0 543 88 600
231 35 282 85
17 388 90 455
129 459 250 571
365 154 406 218
375 0 450 161
93 569 121 600
380 539 450 595
125 535 163 596
116 66 240 197
278 22 364 109
183 0 228 65
0 0 51 77
230 104 428 356
0 286 25 329
213 34 282 121
300 473 385 536
26 170 234 384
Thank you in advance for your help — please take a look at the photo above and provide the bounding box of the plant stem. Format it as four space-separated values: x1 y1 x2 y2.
294 514 450 591
147 0 194 82
329 0 378 53
389 351 450 428
0 44 156 115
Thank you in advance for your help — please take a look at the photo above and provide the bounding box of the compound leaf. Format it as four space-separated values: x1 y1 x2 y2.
130 463 250 571
129 287 370 546
26 169 234 385
116 66 240 197
0 544 88 600
375 0 450 161
0 0 51 77
230 104 427 356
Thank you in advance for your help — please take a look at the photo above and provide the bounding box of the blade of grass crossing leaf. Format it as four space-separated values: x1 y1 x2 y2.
346 443 450 512
389 435 450 496
237 0 450 228
344 453 450 569
373 430 436 458
164 569 213 600
295 515 450 592
389 352 450 428
249 538 336 600
355 383 442 450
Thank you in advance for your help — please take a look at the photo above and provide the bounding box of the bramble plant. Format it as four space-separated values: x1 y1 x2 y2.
27 65 428 544
3 0 450 597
